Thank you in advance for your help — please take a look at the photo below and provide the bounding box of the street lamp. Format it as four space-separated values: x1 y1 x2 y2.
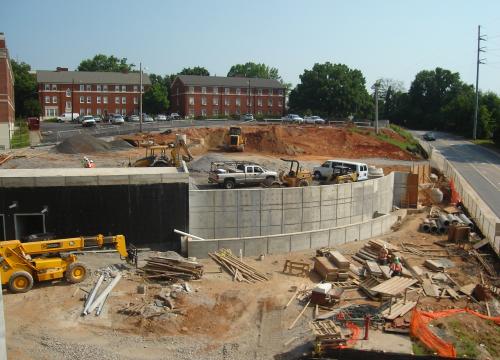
371 81 382 135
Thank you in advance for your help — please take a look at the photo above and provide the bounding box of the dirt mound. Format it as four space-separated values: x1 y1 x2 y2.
56 134 112 154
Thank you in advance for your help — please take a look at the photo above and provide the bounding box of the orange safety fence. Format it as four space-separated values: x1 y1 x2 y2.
449 179 461 205
410 308 500 358
345 321 361 346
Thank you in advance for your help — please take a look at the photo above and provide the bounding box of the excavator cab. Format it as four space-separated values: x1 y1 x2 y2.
132 145 171 167
279 158 312 187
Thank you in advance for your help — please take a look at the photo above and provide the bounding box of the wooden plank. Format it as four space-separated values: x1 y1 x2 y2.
473 238 490 250
327 250 350 269
422 279 439 297
446 286 460 300
384 301 417 320
371 277 418 296
459 283 476 296
365 260 383 276
288 299 311 330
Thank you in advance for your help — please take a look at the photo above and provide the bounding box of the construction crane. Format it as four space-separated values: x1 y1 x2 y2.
131 137 193 167
0 234 137 293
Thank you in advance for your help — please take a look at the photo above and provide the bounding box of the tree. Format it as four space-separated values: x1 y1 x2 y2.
77 54 135 72
288 62 372 118
227 62 281 80
178 67 210 76
142 73 169 114
11 60 41 117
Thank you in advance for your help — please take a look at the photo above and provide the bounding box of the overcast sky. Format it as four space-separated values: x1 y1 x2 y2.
2 0 500 92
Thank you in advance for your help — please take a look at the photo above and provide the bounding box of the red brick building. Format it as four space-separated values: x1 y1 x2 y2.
36 69 151 119
170 75 286 118
0 33 15 150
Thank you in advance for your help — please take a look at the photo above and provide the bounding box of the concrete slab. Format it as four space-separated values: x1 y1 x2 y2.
302 206 320 223
65 176 99 186
303 186 320 202
283 187 303 204
311 230 329 248
350 201 363 217
267 235 291 254
34 176 66 187
360 222 372 240
187 239 218 258
372 218 383 236
337 183 352 199
336 217 351 227
320 185 337 201
320 205 336 221
238 189 260 206
290 233 311 251
352 182 364 201
345 225 360 243
337 202 352 220
96 175 130 186
190 191 215 207
129 174 163 185
238 210 261 228
302 221 321 231
320 220 337 229
283 223 302 233
214 190 238 207
244 237 268 257
261 188 282 205
260 225 283 236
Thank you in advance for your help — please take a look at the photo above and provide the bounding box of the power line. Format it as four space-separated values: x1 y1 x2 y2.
473 25 486 140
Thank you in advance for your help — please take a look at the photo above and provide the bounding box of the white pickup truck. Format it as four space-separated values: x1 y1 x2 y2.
313 160 369 181
208 162 278 189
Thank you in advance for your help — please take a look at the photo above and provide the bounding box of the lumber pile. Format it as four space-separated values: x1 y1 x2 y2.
141 256 203 281
352 239 398 264
209 248 269 283
313 256 348 281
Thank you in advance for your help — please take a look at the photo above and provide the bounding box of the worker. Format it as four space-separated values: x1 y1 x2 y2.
390 257 403 277
378 244 389 265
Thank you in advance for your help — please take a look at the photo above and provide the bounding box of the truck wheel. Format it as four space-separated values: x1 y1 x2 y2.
224 179 236 189
65 262 89 283
314 171 322 180
298 179 309 187
9 271 34 293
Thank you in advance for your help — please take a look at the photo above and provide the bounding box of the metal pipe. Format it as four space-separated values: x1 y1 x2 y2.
458 213 474 228
173 229 206 241
95 293 110 316
82 274 104 315
421 218 431 233
429 220 438 233
87 274 122 314
436 219 447 234
439 214 450 227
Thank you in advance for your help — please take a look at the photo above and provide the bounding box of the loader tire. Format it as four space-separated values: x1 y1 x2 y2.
298 179 309 187
65 262 89 284
9 271 34 293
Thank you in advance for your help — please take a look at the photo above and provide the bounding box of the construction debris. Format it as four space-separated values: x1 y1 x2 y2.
283 260 310 277
141 253 203 281
209 249 269 283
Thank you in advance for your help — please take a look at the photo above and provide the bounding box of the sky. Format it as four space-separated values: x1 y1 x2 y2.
2 0 500 92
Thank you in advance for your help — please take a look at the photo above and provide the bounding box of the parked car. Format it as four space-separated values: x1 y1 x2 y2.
208 161 278 189
93 115 102 123
155 114 167 121
241 113 254 121
81 115 96 127
142 114 154 122
111 114 125 125
304 115 325 124
282 114 304 124
169 113 181 120
57 113 80 123
127 115 140 122
313 160 369 181
423 132 436 141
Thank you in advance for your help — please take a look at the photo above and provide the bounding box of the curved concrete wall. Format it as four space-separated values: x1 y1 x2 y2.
187 210 405 258
189 173 394 239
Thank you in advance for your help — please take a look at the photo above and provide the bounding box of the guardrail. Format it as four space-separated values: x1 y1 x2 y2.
418 139 500 255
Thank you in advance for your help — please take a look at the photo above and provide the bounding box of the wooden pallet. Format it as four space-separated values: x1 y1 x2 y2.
283 260 310 277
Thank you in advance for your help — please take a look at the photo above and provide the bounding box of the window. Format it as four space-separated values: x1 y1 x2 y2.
86 108 92 115
80 96 84 104
189 86 194 93
188 96 194 105
246 99 253 106
44 96 50 104
225 88 230 95
97 96 101 104
122 108 126 115
52 96 57 104
45 108 57 117
268 99 273 106
213 87 218 94
103 96 108 104
188 108 195 116
201 108 207 117
115 85 120 92
87 96 91 104
65 101 71 109
44 84 50 91
236 88 241 95
97 85 102 92
257 98 263 107
268 89 273 96
97 108 101 115
134 85 138 92
224 98 230 106
236 98 241 106
103 85 108 91
52 84 57 90
213 97 219 105
80 109 85 116
121 85 126 92
201 96 207 105
115 108 120 114
66 88 71 97
79 84 84 91
224 108 229 116
122 97 126 104
86 84 91 91
115 97 120 104
201 87 206 94
258 89 263 96
134 97 138 105
279 89 284 95
213 108 219 116
278 99 283 107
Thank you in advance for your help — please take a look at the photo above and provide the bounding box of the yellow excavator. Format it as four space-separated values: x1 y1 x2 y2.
132 137 193 167
0 234 136 293
223 126 245 152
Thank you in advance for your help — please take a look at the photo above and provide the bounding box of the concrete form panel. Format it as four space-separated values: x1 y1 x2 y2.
261 188 282 205
320 205 336 221
244 237 268 257
260 225 283 236
283 223 302 233
214 227 238 239
303 206 320 223
239 226 261 238
218 238 244 254
360 222 372 240
238 211 260 228
283 208 302 225
189 211 214 229
320 185 337 202
303 186 321 202
214 190 238 207
189 228 215 240
238 189 260 206
372 218 382 236
283 187 302 204
214 211 238 228
268 235 291 254
261 209 283 227
187 240 218 258
320 219 337 229
190 191 215 207
337 183 352 199
330 228 346 246
290 233 311 252
311 230 329 248
345 225 360 243
302 221 321 231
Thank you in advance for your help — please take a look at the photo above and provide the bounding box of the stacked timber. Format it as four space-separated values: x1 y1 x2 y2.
352 239 398 264
209 249 269 283
313 256 349 281
142 256 203 281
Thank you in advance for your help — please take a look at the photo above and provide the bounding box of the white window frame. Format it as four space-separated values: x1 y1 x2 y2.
44 96 50 104
188 96 194 105
115 97 120 104
258 89 263 96
201 96 207 105
80 108 85 115
103 85 108 91
213 108 219 116
236 98 241 106
201 108 207 117
44 84 50 91
134 97 138 105
268 99 273 106
121 85 126 92
115 85 120 92
224 98 230 106
134 85 138 92
97 96 101 104
87 96 91 104
121 108 126 115
236 88 241 95
122 97 126 104
66 88 71 97
257 98 263 107
80 96 84 104
97 108 102 115
213 87 218 94
213 97 218 105
115 108 120 114
189 86 194 93
52 96 57 104
79 84 84 91
86 84 91 91
279 89 284 95
201 87 206 94
52 84 57 90
188 107 195 116
103 96 108 104
86 108 92 115
65 101 71 110
97 85 102 92
225 88 230 95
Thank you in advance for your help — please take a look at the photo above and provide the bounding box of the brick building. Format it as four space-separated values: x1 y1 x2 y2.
170 75 286 118
0 33 15 150
36 69 151 119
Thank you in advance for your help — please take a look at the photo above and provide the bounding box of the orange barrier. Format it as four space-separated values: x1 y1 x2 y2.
410 308 500 357
346 321 361 346
450 179 460 205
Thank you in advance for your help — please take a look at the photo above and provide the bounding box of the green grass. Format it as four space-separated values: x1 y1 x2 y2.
10 119 30 149
448 320 480 358
412 341 434 356
471 139 500 153
390 124 419 145
349 124 419 153
43 117 59 123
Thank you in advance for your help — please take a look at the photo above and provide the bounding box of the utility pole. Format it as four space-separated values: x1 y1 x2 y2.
139 62 143 133
473 25 486 140
373 81 381 135
71 79 74 122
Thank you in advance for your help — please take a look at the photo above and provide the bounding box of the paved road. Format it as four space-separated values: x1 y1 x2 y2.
413 131 500 218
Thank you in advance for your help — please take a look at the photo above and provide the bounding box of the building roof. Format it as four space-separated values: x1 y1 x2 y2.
174 75 284 89
36 70 151 85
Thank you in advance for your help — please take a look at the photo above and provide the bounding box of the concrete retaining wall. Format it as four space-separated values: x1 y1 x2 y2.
188 210 404 258
189 173 394 239
419 140 500 255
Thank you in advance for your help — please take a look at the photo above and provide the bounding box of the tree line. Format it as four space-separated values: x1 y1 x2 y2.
11 54 500 145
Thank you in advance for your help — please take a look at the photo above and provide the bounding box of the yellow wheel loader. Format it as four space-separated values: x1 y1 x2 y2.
264 158 313 187
223 126 245 152
0 234 136 293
